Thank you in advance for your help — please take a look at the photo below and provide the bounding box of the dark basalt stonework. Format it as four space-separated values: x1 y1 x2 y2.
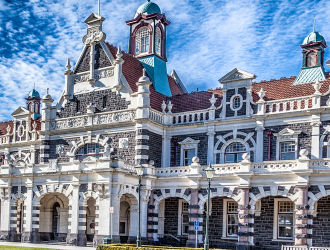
57 89 130 118
164 197 179 236
312 195 330 246
148 131 162 168
263 122 312 161
95 43 112 70
75 46 91 73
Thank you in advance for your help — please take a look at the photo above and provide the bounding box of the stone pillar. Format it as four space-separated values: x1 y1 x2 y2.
0 187 11 241
207 130 215 164
186 189 200 248
77 205 87 246
22 185 33 242
310 119 321 159
237 187 251 250
147 192 157 243
128 204 138 243
66 184 79 245
295 186 310 246
255 122 264 162
141 197 149 244
162 134 171 168
31 205 40 243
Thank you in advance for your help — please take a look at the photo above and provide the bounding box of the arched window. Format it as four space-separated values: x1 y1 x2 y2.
306 51 317 67
135 27 150 55
155 27 162 56
76 143 102 161
29 102 34 113
225 142 246 163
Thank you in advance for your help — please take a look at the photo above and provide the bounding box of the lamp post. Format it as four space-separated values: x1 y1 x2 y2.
135 160 145 247
204 163 215 250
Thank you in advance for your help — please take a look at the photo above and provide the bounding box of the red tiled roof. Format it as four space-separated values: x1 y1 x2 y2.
107 43 168 112
0 121 13 136
251 73 330 102
168 75 183 96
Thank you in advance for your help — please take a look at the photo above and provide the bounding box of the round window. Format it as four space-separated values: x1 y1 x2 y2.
233 96 241 109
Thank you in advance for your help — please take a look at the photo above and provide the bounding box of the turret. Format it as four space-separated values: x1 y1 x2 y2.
25 87 41 120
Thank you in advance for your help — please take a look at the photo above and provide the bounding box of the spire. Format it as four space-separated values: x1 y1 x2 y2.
98 0 100 15
313 19 315 32
66 58 71 70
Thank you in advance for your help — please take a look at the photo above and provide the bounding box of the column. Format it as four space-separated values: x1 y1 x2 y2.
237 187 251 250
66 184 80 245
31 204 40 243
162 134 171 168
255 122 264 162
0 187 11 241
221 89 227 119
207 128 215 164
147 192 157 243
128 203 138 243
186 189 200 248
295 186 310 246
311 119 321 159
22 185 33 242
141 194 149 244
77 205 87 246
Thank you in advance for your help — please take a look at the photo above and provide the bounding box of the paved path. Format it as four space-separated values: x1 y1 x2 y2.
0 242 96 249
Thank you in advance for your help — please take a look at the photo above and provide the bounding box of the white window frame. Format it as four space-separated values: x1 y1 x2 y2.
178 199 189 236
222 199 239 240
230 94 243 112
273 198 295 242
274 128 301 161
135 27 150 56
179 137 200 166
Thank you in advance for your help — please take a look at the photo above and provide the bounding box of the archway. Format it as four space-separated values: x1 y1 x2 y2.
86 197 96 243
39 193 69 242
119 194 138 244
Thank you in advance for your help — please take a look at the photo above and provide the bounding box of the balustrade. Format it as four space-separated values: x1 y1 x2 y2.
265 96 313 114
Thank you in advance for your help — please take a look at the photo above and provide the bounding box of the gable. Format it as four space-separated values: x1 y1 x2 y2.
75 46 91 74
95 43 112 70
11 107 31 117
219 68 256 83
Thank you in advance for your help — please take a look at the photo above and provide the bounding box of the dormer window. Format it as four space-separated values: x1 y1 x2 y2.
306 51 317 67
135 27 150 55
155 27 161 56
233 96 241 109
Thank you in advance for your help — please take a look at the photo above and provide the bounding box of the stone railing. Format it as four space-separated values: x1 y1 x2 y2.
201 163 241 174
156 166 191 177
50 110 136 130
264 95 313 114
310 159 330 169
0 135 8 145
253 161 298 172
149 109 164 124
172 109 210 125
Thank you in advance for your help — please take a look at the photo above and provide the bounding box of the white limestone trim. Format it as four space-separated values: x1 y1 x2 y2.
307 184 330 213
229 93 244 115
214 130 256 163
178 137 200 166
135 145 149 150
273 198 295 241
153 188 190 207
136 135 149 140
274 128 301 161
320 125 330 158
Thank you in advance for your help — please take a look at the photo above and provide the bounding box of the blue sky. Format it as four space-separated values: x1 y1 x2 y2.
0 0 329 120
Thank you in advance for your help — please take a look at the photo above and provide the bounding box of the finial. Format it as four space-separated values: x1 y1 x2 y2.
313 19 315 32
66 58 71 70
116 45 123 59
34 82 35 89
98 0 101 15
47 88 49 95
143 68 146 76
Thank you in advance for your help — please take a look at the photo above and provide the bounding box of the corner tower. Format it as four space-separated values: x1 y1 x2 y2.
294 24 327 84
26 88 41 120
126 0 172 96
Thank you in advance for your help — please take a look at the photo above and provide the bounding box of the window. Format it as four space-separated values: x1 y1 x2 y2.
225 142 246 163
76 100 81 113
280 142 295 160
233 96 241 109
306 52 317 67
183 149 195 166
76 143 102 161
277 201 294 239
135 27 150 55
103 96 107 109
227 201 238 237
178 200 189 235
155 27 162 56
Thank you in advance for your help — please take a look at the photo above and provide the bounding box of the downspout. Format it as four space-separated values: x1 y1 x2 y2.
172 137 178 167
267 130 273 161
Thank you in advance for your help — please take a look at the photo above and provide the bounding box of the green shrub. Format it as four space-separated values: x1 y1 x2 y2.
96 244 232 250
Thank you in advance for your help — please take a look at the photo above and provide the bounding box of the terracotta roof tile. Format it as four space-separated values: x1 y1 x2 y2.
0 121 13 136
168 75 183 96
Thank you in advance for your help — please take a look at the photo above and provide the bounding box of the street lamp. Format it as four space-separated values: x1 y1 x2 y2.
204 163 215 250
135 160 145 247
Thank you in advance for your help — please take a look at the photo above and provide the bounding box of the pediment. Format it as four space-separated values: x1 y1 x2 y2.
274 128 301 137
179 137 200 145
83 156 98 162
11 107 31 117
219 68 256 83
84 13 105 25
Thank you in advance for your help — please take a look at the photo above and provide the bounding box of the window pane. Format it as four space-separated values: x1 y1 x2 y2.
279 215 293 226
227 202 238 213
279 226 293 238
279 201 294 213
227 214 238 236
233 97 240 109
135 27 150 55
281 152 295 160
226 143 246 153
225 154 235 163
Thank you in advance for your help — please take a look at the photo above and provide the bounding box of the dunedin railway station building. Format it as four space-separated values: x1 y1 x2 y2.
1 1 330 249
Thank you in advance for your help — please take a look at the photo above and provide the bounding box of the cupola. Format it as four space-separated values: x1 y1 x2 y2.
294 22 327 85
126 0 172 96
25 87 41 119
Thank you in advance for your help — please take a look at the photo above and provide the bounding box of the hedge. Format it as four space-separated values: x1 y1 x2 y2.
96 244 232 250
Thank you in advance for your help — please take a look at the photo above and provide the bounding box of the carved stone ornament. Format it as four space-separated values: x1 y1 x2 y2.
48 159 58 171
296 204 310 210
257 87 266 101
82 28 106 45
6 125 11 134
119 138 128 149
238 205 251 210
56 145 64 156
73 69 114 83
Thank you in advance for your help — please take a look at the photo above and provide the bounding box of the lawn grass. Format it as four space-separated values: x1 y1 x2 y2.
0 246 60 250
